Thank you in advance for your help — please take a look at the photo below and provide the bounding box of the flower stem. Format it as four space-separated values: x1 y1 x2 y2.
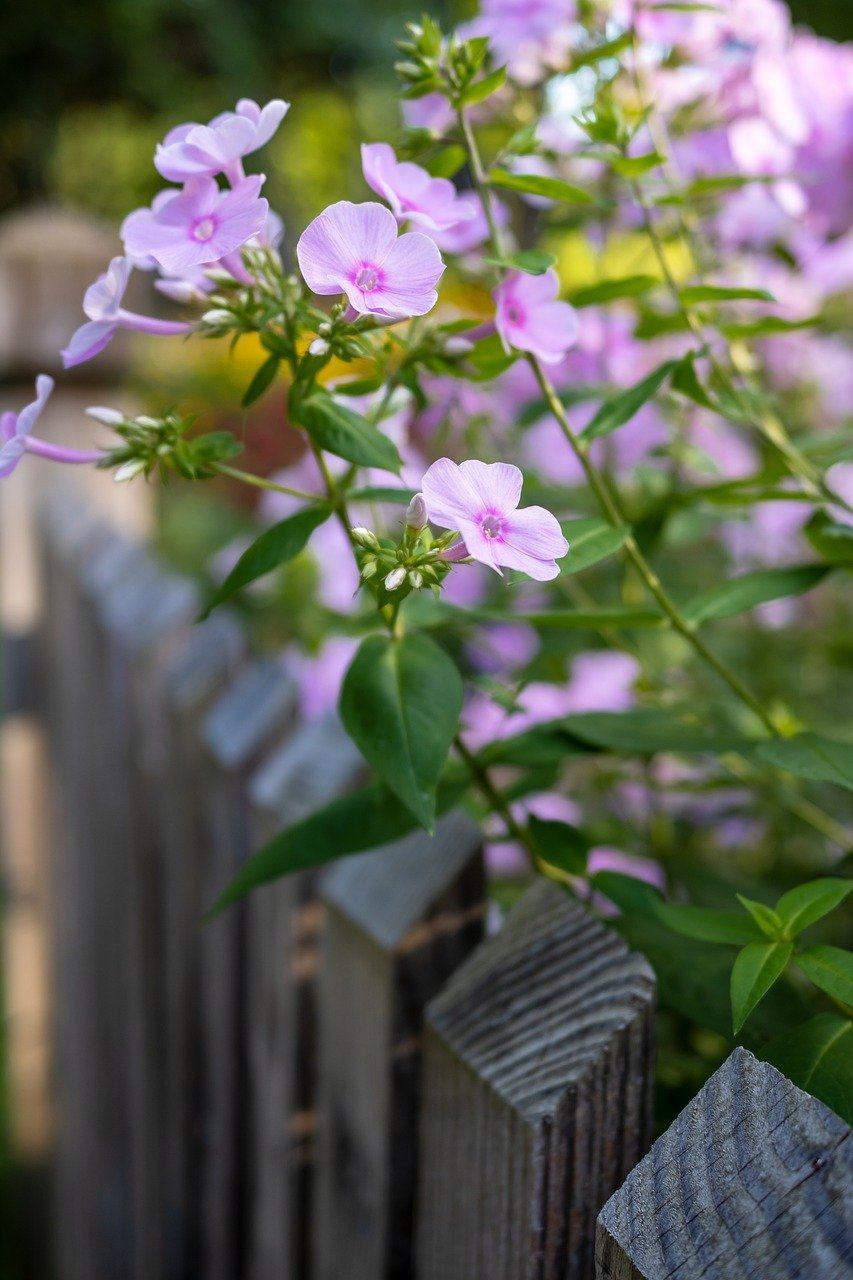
215 462 320 503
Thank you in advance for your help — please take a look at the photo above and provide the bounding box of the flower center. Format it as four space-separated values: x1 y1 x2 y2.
480 512 507 540
192 216 217 243
506 304 525 325
355 264 380 292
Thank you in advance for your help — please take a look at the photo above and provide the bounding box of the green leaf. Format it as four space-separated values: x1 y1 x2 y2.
206 777 469 915
590 870 664 916
242 354 280 407
339 632 463 831
775 878 853 937
721 314 820 339
805 511 853 566
459 64 506 107
655 174 770 205
199 503 332 618
555 708 749 754
682 564 830 625
348 485 417 505
731 941 793 1033
488 168 595 204
796 946 853 1008
567 275 658 307
468 332 518 381
485 249 556 276
424 145 467 177
578 360 679 445
753 733 853 792
560 517 630 573
509 606 661 629
679 285 775 305
527 815 590 875
297 393 402 473
763 1014 853 1123
609 152 664 178
736 894 783 939
654 902 763 945
570 30 632 67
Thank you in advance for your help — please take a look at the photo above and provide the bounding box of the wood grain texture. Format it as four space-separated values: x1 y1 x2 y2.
245 715 363 1280
417 878 656 1280
196 659 298 1280
596 1046 853 1280
314 810 485 1280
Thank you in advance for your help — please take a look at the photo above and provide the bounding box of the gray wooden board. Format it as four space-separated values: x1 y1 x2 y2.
596 1046 853 1280
196 659 298 1280
314 810 486 1280
245 715 364 1280
416 878 656 1280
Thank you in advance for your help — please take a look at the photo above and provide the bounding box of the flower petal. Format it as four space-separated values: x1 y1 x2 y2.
421 457 483 529
61 321 116 369
297 201 399 295
371 230 444 316
458 459 523 515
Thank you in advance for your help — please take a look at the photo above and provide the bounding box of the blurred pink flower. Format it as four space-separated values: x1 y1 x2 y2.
361 143 474 233
1 377 103 477
61 255 190 369
427 192 509 255
155 98 289 184
494 270 579 364
401 93 455 137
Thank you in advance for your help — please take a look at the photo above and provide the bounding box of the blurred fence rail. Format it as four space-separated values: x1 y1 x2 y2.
14 484 852 1280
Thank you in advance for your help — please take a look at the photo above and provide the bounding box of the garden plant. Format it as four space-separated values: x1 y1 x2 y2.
4 0 852 1124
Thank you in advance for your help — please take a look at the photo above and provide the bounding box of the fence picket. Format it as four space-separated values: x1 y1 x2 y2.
596 1046 852 1280
416 878 656 1280
314 810 485 1280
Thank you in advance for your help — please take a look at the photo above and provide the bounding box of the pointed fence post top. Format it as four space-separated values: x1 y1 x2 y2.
200 658 297 771
596 1045 853 1280
426 878 656 1123
320 809 484 953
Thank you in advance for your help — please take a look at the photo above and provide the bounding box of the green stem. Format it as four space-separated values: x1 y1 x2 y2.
215 463 320 503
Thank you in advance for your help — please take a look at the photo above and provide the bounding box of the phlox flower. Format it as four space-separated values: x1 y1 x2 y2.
155 98 289 184
494 269 579 365
401 94 455 137
296 201 444 319
421 457 568 580
428 192 509 255
122 176 268 276
361 143 475 233
61 256 190 369
1 377 103 478
460 0 576 84
153 207 285 301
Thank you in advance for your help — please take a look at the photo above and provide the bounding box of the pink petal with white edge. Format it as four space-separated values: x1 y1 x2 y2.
297 201 398 295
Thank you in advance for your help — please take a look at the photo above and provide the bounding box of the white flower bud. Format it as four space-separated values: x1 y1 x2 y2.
156 278 206 305
445 336 474 355
361 559 378 580
204 268 238 286
406 492 428 530
308 338 330 356
351 526 379 550
85 406 124 426
113 459 146 483
135 416 161 429
409 569 423 589
384 566 407 591
201 308 234 326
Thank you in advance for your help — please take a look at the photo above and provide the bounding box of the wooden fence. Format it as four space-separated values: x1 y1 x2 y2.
12 485 851 1279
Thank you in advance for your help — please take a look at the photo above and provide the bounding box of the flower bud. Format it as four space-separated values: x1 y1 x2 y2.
406 492 428 530
85 406 124 426
308 338 330 356
135 416 161 429
201 308 234 327
205 268 238 287
384 566 407 591
351 526 380 550
445 336 474 356
409 569 423 589
113 459 147 483
361 558 378 580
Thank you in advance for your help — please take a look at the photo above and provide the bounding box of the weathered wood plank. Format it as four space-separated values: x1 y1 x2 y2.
417 878 656 1280
314 810 485 1280
245 714 363 1280
196 659 298 1280
596 1046 853 1280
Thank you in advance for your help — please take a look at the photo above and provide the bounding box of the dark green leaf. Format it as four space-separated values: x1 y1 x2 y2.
679 285 775 305
348 485 417 505
578 360 679 445
655 902 763 945
555 708 749 754
527 816 590 875
753 733 853 792
590 870 664 915
609 152 663 177
206 777 469 915
485 249 556 276
560 517 629 573
242 354 281 408
339 632 463 831
488 168 595 204
682 564 830 625
567 275 658 307
721 314 820 339
424 145 467 177
736 894 783 939
763 1014 853 1124
805 511 853 566
468 332 518 381
199 503 332 618
297 393 402 473
775 879 853 936
796 946 853 1008
459 65 506 107
509 606 661 629
731 941 793 1033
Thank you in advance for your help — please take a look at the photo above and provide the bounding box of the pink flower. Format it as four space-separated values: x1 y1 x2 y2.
155 98 289 184
494 270 579 365
1 376 102 478
122 176 268 276
61 256 190 369
460 0 576 84
563 652 639 714
401 94 455 137
421 457 568 580
361 143 474 233
296 200 444 319
428 192 509 255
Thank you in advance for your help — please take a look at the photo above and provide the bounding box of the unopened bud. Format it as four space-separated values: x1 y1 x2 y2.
201 308 233 326
409 569 424 589
384 566 407 591
351 526 379 550
361 558 378 580
155 278 207 305
135 416 161 429
113 459 146 483
86 406 124 426
445 336 474 356
205 268 238 286
406 492 428 530
308 337 330 356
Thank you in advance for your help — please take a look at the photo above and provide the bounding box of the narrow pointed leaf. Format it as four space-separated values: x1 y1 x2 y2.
242 354 281 407
560 517 629 572
753 733 853 792
736 894 783 939
485 249 556 276
682 564 830 625
488 168 595 204
679 285 775 305
763 1014 853 1124
527 815 590 875
199 503 332 618
578 360 679 445
459 65 506 107
298 393 402 473
568 275 658 307
654 902 764 945
796 946 853 1008
775 878 853 936
731 940 793 1033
